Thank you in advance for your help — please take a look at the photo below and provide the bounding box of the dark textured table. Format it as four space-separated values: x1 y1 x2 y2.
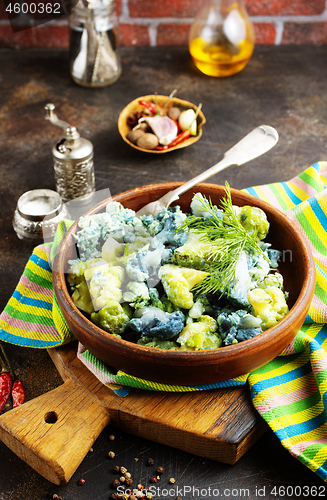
1 45 327 499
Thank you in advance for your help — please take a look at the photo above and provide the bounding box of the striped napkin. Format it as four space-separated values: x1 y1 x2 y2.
1 161 327 480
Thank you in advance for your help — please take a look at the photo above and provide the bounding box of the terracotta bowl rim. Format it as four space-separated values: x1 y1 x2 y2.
53 182 316 364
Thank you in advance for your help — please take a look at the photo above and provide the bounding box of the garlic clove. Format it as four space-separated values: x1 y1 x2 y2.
139 115 178 145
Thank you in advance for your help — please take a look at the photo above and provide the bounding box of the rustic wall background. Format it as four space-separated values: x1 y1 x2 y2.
1 0 327 48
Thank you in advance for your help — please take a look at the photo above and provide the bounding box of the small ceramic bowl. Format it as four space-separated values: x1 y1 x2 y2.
53 183 316 385
118 95 206 153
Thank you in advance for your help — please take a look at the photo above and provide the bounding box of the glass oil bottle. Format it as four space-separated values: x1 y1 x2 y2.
189 0 254 77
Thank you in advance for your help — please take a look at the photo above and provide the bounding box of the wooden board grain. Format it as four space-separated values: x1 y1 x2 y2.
0 342 267 485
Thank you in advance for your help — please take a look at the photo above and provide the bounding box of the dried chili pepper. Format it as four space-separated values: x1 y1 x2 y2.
0 370 12 412
0 342 25 411
12 379 25 408
156 129 191 150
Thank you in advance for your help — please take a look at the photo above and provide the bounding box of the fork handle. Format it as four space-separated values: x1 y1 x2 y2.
165 125 278 206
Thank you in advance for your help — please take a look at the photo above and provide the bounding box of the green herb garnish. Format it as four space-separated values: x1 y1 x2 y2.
179 182 268 296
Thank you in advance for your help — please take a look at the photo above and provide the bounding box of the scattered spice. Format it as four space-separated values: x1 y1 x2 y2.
110 493 118 500
147 458 154 466
122 494 129 500
134 458 139 462
108 451 116 458
146 493 153 499
119 476 126 483
120 467 127 474
150 477 157 483
78 478 85 485
125 478 133 486
112 479 120 488
137 484 144 490
129 496 137 500
113 465 120 473
169 478 176 484
156 466 164 474
109 434 115 441
89 447 94 452
176 497 182 500
124 472 132 479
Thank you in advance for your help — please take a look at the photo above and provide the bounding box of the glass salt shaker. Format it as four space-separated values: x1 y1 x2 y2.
68 0 121 88
189 0 254 77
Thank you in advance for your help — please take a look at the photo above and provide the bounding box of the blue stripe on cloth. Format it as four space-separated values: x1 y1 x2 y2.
244 186 258 198
275 411 327 440
305 312 315 324
29 253 52 272
251 361 312 394
183 379 247 390
311 162 324 174
307 196 327 230
312 325 327 346
316 263 327 281
0 330 61 347
12 290 53 311
317 458 327 481
309 339 324 354
280 182 303 206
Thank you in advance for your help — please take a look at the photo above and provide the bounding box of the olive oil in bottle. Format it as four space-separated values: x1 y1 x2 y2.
189 0 254 77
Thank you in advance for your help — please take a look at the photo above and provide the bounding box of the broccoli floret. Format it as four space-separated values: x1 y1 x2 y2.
247 286 289 330
140 214 162 236
217 311 242 338
188 295 212 318
91 300 132 335
236 328 261 342
71 279 94 315
154 208 188 249
129 307 185 340
177 315 222 350
84 263 125 310
159 264 208 310
123 281 150 309
217 310 262 345
172 230 209 269
257 272 284 290
146 288 176 312
67 258 103 285
223 326 238 345
137 337 181 350
236 205 270 241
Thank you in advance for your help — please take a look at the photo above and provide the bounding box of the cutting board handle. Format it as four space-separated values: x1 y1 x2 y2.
0 379 110 485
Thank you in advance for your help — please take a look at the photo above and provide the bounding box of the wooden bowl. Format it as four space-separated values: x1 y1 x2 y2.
53 183 316 385
118 95 206 153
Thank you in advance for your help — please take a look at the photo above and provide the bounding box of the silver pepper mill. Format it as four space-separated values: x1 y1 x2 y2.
45 103 95 203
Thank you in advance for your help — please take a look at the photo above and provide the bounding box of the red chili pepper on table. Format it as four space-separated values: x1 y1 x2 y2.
0 370 12 412
0 342 25 412
12 379 25 408
156 129 191 150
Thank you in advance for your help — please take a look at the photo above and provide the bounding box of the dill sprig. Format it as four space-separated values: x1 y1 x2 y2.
179 182 267 296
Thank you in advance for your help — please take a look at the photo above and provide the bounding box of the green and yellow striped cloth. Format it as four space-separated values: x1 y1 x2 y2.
1 162 327 481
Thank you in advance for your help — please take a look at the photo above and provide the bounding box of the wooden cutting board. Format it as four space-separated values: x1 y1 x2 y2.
0 342 267 486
